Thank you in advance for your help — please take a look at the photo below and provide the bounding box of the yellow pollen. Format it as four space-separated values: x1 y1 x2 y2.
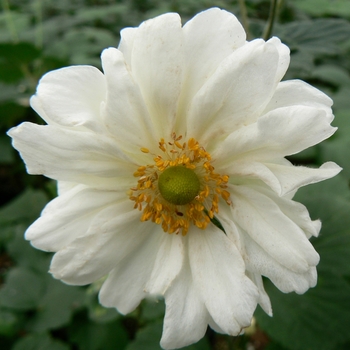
129 133 231 235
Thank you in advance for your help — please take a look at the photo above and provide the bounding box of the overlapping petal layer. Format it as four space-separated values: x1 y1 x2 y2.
8 7 341 350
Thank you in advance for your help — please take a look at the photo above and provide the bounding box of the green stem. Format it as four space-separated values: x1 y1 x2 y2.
238 0 251 40
2 0 19 43
35 0 44 48
20 63 38 91
263 0 279 41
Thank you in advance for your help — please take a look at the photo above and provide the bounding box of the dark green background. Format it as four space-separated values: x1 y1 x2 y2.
1 1 350 349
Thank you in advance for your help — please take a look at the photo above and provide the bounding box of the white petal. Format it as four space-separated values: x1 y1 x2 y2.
130 13 184 138
145 233 184 295
161 254 209 349
213 105 337 164
8 123 138 189
246 271 272 316
177 8 246 125
99 226 164 314
49 200 143 285
264 161 342 196
230 185 320 273
242 231 318 293
57 181 77 195
253 184 322 239
30 66 106 131
217 202 273 315
25 185 123 251
264 80 334 122
223 161 283 195
267 37 290 83
187 38 287 145
221 159 341 196
189 226 258 335
208 316 226 334
118 27 137 67
101 48 158 152
215 198 243 251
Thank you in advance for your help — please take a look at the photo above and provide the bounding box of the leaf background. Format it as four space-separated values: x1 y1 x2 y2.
1 0 349 349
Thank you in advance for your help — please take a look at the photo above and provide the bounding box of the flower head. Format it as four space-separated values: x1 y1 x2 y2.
8 8 341 349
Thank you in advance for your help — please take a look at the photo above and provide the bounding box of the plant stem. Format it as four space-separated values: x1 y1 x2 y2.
35 0 44 48
238 0 251 40
263 0 279 40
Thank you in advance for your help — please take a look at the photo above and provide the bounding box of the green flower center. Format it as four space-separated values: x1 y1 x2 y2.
158 166 200 205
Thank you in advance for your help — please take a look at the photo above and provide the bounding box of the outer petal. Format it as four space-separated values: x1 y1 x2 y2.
98 226 166 314
26 185 123 251
217 202 272 315
242 230 318 293
118 27 137 67
213 105 337 164
263 80 334 122
230 185 320 273
49 199 143 285
129 13 184 138
220 159 341 196
101 48 158 153
189 226 258 335
176 8 246 127
246 271 272 316
8 123 140 189
263 161 341 196
186 38 288 145
161 253 209 349
253 184 322 239
268 37 290 84
30 66 106 132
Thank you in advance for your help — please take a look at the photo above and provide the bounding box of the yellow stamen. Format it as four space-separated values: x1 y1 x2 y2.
129 133 231 235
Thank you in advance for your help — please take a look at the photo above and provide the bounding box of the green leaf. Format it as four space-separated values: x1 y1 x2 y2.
0 12 32 43
0 309 18 336
333 88 350 111
321 109 350 179
0 42 41 83
0 42 40 64
0 86 23 103
85 283 120 324
75 4 128 22
293 0 350 17
255 176 350 350
28 277 85 332
276 19 350 55
256 275 350 350
0 188 47 226
69 317 128 350
48 27 117 66
13 332 69 350
125 321 163 350
0 267 45 310
126 320 210 350
141 298 165 321
185 338 211 350
5 224 51 272
0 135 14 164
311 65 350 88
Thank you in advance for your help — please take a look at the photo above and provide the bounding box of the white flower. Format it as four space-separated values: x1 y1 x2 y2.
8 7 341 350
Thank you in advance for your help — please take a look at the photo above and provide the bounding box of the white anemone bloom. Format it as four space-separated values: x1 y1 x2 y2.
8 7 341 350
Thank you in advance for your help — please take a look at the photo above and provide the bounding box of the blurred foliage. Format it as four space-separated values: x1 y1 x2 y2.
0 0 350 349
